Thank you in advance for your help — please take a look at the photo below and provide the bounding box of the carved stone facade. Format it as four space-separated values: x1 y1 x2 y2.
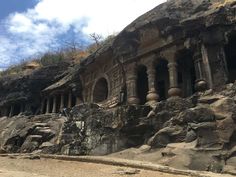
1 0 236 116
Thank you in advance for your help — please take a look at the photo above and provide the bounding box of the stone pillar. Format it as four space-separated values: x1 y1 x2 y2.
194 51 207 91
9 105 13 117
126 64 140 105
40 100 45 114
60 94 64 110
68 92 72 108
46 98 50 114
167 60 182 97
201 44 227 88
52 96 57 113
146 63 159 104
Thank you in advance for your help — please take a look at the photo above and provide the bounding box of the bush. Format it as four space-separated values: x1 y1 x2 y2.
40 52 64 66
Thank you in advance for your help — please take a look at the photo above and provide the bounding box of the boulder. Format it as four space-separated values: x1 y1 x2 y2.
216 117 236 144
188 122 221 148
175 106 215 125
198 94 224 104
147 126 184 148
20 135 42 153
154 97 193 114
211 97 236 117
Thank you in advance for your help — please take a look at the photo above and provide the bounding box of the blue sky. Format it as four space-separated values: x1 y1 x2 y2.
0 0 38 18
0 0 166 70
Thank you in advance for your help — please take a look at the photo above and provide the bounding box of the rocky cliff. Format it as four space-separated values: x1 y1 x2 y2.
0 62 70 115
0 83 235 174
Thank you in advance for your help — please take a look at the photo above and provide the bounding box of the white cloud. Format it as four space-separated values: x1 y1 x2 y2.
31 0 166 36
0 0 166 68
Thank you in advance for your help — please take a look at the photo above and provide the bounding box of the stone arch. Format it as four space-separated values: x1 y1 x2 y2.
224 32 236 83
137 65 148 105
92 76 109 103
176 49 196 97
155 59 169 100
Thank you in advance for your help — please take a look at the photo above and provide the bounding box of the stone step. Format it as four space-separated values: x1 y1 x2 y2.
35 129 54 136
35 126 51 131
27 135 43 141
34 123 48 127
38 129 53 134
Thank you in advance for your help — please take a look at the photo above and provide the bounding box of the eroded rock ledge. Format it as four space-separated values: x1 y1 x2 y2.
0 83 235 174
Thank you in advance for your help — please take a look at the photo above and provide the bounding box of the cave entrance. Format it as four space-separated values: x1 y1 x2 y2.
137 65 148 105
155 59 169 100
224 33 236 83
93 78 108 103
177 50 196 97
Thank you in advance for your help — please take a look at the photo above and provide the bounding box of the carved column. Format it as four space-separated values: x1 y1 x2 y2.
60 94 64 110
52 96 57 113
9 105 13 117
167 59 182 97
146 62 159 104
46 98 50 114
194 51 207 91
202 43 229 89
68 92 72 108
126 64 140 105
40 100 45 114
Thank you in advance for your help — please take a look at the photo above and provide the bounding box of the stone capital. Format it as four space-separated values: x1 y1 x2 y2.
167 62 177 69
160 47 177 62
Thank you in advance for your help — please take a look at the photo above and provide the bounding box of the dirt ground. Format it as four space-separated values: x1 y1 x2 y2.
0 156 188 177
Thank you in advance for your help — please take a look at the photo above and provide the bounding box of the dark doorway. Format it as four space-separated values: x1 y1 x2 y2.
224 33 236 83
13 104 21 116
157 80 166 101
137 65 148 105
93 78 108 103
72 94 77 107
177 50 196 97
56 95 61 112
49 97 53 113
31 105 38 115
155 59 169 100
42 99 47 114
7 106 11 117
64 93 68 108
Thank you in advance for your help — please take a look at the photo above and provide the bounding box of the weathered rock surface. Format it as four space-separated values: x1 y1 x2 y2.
0 0 236 175
0 82 236 174
0 104 152 156
0 63 69 115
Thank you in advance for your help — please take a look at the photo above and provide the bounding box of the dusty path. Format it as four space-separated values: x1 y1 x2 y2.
0 156 188 177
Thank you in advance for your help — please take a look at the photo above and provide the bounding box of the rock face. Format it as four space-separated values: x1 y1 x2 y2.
0 83 236 174
0 62 69 116
0 0 236 175
0 103 151 156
